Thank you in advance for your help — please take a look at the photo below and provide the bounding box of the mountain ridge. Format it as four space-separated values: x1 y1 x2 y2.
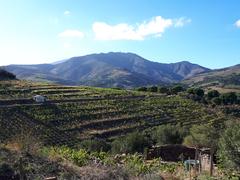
4 52 210 88
183 63 240 90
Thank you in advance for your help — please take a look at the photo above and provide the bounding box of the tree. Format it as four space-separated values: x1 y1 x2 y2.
220 92 237 105
152 124 188 145
79 139 111 152
184 124 220 176
187 88 205 101
187 88 195 94
218 122 240 171
148 86 158 92
207 90 220 100
111 132 150 154
137 87 147 92
171 85 184 94
184 124 219 148
211 97 222 105
158 86 169 94
194 88 204 97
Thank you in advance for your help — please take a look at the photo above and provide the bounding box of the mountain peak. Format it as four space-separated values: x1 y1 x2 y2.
5 52 210 88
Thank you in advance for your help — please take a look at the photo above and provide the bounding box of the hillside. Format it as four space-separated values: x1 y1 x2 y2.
183 64 240 92
4 52 209 88
0 69 16 80
0 80 239 179
0 80 226 146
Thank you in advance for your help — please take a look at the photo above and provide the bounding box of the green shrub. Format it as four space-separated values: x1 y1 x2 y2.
171 85 184 94
211 97 222 105
207 90 220 100
218 122 240 171
111 132 150 154
152 124 188 145
44 146 90 166
158 87 169 94
79 139 111 152
220 92 238 105
148 86 158 92
137 87 148 91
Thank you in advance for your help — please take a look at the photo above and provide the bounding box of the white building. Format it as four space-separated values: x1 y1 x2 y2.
33 95 46 103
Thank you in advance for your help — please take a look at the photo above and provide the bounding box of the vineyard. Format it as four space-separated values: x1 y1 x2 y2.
0 80 225 147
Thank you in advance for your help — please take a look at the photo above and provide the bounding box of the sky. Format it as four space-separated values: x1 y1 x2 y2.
0 0 239 69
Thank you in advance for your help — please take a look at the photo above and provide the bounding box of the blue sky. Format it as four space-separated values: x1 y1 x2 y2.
0 0 239 69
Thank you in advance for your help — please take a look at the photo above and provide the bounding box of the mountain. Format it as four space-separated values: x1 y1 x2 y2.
183 64 240 90
0 68 16 80
4 52 209 88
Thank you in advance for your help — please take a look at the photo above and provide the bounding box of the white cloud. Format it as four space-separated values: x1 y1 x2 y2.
174 17 191 27
93 22 143 40
92 16 190 40
235 19 240 28
64 10 71 16
58 30 84 38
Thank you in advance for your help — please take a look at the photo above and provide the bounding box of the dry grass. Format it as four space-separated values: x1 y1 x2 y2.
4 130 42 154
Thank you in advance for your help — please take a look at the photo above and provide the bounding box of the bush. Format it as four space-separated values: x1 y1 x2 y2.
137 87 148 92
220 92 237 105
111 132 150 154
207 90 220 100
45 146 90 166
148 86 158 92
183 124 219 149
78 139 111 152
158 87 169 94
218 122 240 171
211 97 222 105
171 85 184 94
152 124 188 145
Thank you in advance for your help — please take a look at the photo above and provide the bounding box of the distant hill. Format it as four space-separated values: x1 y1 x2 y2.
4 52 209 88
183 64 240 91
0 69 16 80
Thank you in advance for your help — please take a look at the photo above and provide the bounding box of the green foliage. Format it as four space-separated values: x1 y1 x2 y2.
158 86 169 94
184 124 219 148
220 92 238 105
211 97 222 105
207 90 220 100
137 87 148 92
44 146 90 166
152 124 188 145
78 139 111 152
187 87 205 101
111 132 150 154
218 122 240 171
148 86 158 92
123 154 177 176
124 154 152 175
187 87 204 96
171 85 184 94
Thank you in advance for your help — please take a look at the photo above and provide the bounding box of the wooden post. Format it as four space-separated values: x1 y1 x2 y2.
210 148 213 176
194 147 198 177
199 150 202 174
189 157 191 180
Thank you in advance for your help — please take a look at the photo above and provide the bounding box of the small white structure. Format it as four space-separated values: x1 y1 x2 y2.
33 95 46 103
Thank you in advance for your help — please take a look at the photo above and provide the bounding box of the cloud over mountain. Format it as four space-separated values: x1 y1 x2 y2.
93 16 191 40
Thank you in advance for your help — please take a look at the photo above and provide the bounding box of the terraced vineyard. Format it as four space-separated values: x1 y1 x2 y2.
0 80 225 147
